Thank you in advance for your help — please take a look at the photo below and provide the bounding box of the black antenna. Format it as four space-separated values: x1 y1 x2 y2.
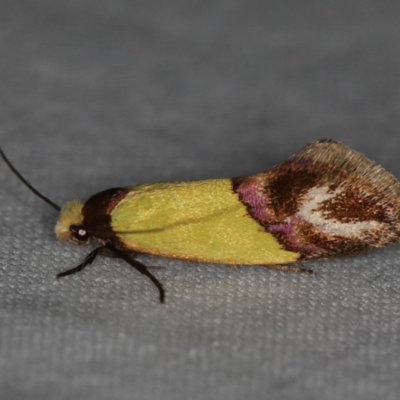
0 147 61 211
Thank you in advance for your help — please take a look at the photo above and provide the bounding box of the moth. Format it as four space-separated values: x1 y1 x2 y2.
2 139 399 303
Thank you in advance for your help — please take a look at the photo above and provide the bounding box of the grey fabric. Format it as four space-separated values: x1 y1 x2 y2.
1 1 400 399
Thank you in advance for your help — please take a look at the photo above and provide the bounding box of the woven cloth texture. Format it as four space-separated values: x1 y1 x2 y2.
1 1 400 399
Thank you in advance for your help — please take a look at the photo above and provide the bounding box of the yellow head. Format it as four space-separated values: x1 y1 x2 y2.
54 199 89 244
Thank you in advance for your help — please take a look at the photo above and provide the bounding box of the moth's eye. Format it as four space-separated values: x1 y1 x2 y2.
70 225 89 242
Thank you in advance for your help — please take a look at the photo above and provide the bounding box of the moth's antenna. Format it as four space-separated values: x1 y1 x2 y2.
0 147 61 211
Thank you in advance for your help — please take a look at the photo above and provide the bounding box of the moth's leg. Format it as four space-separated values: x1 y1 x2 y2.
266 264 316 275
56 244 165 303
96 246 121 258
104 244 165 304
56 246 104 279
100 247 165 269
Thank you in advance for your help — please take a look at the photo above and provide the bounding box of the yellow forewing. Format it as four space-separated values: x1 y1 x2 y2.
110 179 300 264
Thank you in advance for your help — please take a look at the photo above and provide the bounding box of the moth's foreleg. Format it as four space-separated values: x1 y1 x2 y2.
56 244 165 303
56 246 104 279
104 244 165 304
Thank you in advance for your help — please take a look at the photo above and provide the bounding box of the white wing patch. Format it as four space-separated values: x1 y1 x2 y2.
295 186 382 238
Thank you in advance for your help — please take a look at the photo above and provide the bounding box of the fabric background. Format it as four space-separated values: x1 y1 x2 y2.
1 1 400 399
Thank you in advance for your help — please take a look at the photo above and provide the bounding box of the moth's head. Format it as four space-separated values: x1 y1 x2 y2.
55 199 90 245
0 148 94 246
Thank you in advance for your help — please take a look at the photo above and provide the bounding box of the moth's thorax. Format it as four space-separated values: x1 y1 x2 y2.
55 199 84 241
54 188 129 245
